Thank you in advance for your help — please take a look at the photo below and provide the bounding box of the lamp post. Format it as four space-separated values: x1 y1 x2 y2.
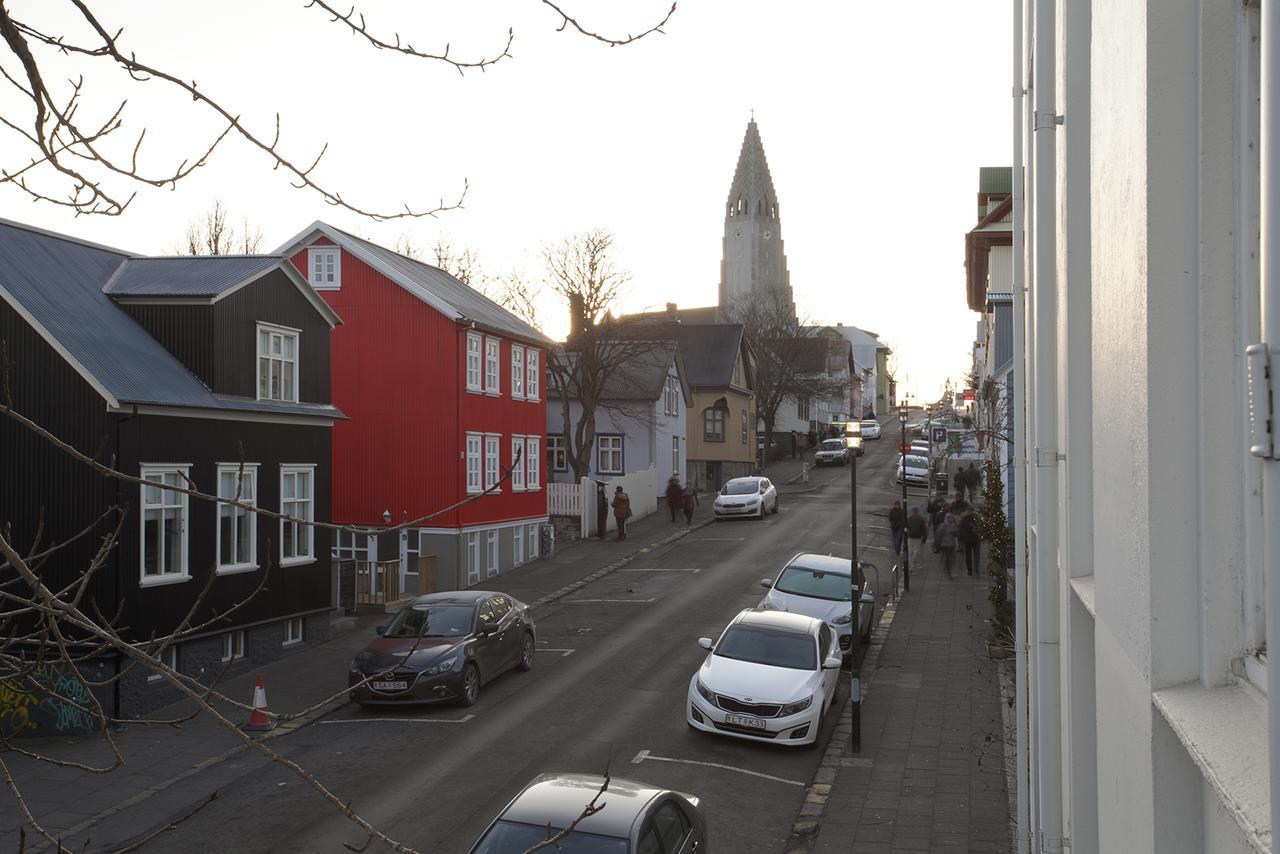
849 423 861 753
899 399 911 593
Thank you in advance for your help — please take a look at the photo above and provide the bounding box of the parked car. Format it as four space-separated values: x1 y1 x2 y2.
348 591 535 707
813 438 849 466
687 608 842 748
896 454 931 487
468 773 708 854
909 440 931 458
758 553 877 654
713 476 779 520
860 420 881 440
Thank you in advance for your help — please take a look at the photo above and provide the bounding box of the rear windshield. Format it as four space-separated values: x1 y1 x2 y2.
714 624 816 670
902 456 929 468
819 440 845 451
471 820 627 854
774 565 852 602
722 480 761 495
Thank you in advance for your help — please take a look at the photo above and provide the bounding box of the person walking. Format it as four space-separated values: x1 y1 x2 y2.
665 474 683 523
937 511 959 578
963 462 980 503
888 500 906 556
681 483 699 525
958 508 981 576
905 506 928 571
928 496 946 553
611 486 632 541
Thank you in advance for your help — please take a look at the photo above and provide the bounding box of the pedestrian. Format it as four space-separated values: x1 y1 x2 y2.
665 474 683 523
888 500 906 556
958 508 981 576
682 483 699 525
937 511 959 577
611 486 631 541
950 494 970 516
928 496 945 553
905 506 928 570
964 462 980 503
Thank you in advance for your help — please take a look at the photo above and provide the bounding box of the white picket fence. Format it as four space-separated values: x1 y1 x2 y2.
546 464 658 534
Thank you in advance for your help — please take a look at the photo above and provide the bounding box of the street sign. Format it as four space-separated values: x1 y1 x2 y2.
899 443 912 454
931 425 947 444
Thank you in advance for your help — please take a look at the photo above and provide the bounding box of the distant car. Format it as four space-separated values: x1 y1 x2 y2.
860 420 881 440
468 773 708 854
687 608 842 748
348 591 535 707
713 476 779 520
758 553 877 654
813 438 849 466
909 440 931 457
896 454 931 486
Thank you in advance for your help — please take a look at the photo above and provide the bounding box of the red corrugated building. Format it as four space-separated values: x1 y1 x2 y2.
276 222 551 592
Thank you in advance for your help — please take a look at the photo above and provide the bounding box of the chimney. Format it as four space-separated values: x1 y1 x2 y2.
836 322 844 328
665 302 678 321
568 293 588 341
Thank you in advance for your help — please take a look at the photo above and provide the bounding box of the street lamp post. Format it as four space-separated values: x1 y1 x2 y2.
899 400 911 593
849 434 861 753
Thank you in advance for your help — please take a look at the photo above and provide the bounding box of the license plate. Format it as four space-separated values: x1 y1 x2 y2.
372 681 409 691
724 714 766 730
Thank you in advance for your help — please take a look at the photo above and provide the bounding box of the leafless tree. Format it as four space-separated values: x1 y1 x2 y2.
175 199 263 255
0 0 675 219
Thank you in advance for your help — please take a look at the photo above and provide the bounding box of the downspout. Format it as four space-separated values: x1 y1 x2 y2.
1031 0 1063 849
1260 1 1280 844
1011 0 1030 850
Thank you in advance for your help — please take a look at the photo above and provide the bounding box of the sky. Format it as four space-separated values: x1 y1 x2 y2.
0 1 1012 404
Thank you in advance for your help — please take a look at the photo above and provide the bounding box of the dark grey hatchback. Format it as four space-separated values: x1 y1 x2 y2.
348 591 535 707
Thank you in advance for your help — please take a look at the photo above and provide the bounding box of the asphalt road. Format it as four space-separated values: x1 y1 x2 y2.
117 428 920 854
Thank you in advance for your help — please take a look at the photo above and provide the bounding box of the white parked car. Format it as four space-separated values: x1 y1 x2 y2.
813 439 849 466
896 454 931 486
713 477 778 520
860 420 881 440
687 608 841 748
758 553 876 655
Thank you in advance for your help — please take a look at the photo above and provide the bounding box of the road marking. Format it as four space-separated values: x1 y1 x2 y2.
691 537 745 542
561 598 656 604
322 714 474 725
538 648 577 656
630 749 805 787
618 568 702 573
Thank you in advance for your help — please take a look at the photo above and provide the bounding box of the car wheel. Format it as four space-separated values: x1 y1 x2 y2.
804 711 824 750
459 662 480 707
517 633 535 672
771 497 779 515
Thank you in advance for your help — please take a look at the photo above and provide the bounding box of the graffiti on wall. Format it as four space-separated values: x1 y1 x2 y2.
0 663 98 737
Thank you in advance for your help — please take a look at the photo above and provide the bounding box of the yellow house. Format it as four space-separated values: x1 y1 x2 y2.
667 324 756 490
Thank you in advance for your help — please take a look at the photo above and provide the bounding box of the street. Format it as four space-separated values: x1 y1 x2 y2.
94 430 914 854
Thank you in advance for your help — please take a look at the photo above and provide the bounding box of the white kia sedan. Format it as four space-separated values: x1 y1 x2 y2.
713 476 779 520
860 420 882 440
758 553 876 656
686 609 841 748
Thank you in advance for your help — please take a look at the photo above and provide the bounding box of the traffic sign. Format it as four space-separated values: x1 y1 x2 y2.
931 425 947 444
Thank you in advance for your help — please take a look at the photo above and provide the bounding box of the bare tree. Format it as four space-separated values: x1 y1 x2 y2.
175 199 263 255
0 1 675 219
485 270 544 332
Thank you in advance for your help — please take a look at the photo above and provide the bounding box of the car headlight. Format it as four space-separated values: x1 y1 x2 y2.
780 695 813 716
695 678 716 704
832 611 853 625
423 654 459 675
350 652 372 673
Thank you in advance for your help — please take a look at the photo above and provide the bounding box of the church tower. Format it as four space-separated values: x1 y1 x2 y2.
718 118 794 315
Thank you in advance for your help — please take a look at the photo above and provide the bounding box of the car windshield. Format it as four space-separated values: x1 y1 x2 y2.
820 440 844 451
722 480 761 495
861 421 876 428
714 624 816 670
773 565 852 602
384 605 475 638
470 820 627 854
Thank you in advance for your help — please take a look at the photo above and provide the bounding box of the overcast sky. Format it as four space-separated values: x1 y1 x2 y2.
1 1 1011 404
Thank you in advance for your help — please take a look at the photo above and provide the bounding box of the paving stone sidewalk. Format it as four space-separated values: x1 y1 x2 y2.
807 549 1011 853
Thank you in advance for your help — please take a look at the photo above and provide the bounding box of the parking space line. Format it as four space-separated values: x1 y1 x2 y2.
561 598 656 604
618 568 701 573
538 648 577 656
690 537 745 542
321 714 474 725
629 749 805 787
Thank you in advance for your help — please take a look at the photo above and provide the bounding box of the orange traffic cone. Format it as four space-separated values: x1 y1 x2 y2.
242 672 276 732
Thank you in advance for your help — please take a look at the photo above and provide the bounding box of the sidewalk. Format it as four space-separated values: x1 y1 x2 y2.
799 548 1011 853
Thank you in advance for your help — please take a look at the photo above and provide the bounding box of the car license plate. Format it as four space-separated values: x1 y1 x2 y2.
724 714 766 730
372 681 408 691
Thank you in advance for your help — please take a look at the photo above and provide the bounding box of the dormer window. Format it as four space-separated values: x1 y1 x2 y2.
307 247 341 290
257 323 299 403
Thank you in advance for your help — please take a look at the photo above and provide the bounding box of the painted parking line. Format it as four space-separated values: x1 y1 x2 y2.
321 714 474 725
561 598 657 604
690 537 746 542
538 648 577 657
629 749 804 787
617 568 702 573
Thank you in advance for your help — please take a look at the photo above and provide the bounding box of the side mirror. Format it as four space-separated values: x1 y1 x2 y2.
697 637 714 651
860 592 875 604
479 620 499 636
759 578 773 589
375 625 386 636
823 653 844 670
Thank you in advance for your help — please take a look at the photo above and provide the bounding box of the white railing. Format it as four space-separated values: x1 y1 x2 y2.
546 482 582 516
545 464 659 535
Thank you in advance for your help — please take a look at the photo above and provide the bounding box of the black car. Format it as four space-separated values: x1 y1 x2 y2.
348 591 536 707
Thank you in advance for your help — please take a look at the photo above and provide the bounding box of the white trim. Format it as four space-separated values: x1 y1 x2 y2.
139 573 192 588
512 525 524 566
112 403 338 427
146 645 178 682
525 435 541 490
221 630 246 663
526 348 540 401
280 464 316 565
415 516 550 536
139 464 190 584
215 462 259 574
306 245 342 291
466 331 483 392
486 530 498 577
511 434 526 491
467 532 481 585
256 322 300 404
484 336 501 395
284 616 304 646
465 432 483 494
484 433 501 491
511 345 526 400
110 296 214 306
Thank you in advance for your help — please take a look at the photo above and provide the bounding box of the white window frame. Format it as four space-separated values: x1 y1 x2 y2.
512 345 525 400
704 408 726 441
307 246 341 290
511 435 526 491
664 376 680 416
147 645 178 683
140 464 191 586
485 434 501 491
547 434 568 473
257 322 300 403
280 464 316 566
467 532 481 585
486 530 499 577
466 433 483 494
526 349 540 401
513 526 524 566
527 523 539 562
284 617 304 646
216 463 258 574
484 336 501 395
597 435 623 475
221 631 246 663
466 331 483 393
526 436 541 490
672 436 680 477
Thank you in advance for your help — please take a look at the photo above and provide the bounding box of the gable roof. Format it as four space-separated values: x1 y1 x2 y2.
551 341 692 405
0 218 340 417
274 221 552 345
664 323 748 388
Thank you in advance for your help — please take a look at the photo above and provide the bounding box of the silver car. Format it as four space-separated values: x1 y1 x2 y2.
758 553 876 656
713 476 778 520
813 438 849 466
468 773 707 854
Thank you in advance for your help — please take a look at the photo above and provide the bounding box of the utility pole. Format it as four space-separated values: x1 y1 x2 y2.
849 443 861 752
899 400 911 593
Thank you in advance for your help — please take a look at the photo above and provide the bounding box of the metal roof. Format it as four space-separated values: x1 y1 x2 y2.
978 166 1013 195
105 256 281 297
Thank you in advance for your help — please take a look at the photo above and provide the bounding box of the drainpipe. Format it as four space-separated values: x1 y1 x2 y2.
1011 0 1030 850
1030 0 1063 849
1261 1 1280 845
